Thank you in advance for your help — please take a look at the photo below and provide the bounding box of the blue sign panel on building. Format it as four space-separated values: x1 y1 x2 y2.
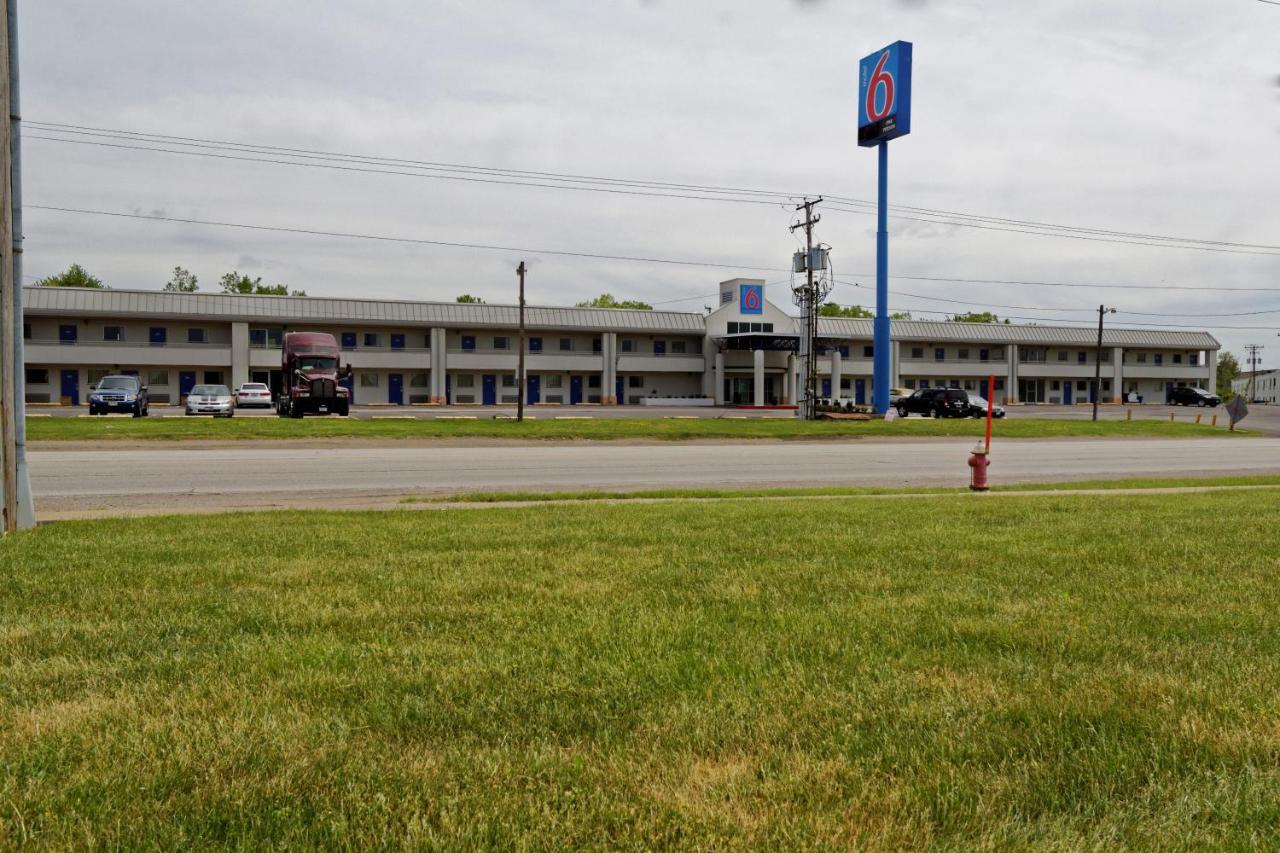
740 283 763 315
858 40 912 147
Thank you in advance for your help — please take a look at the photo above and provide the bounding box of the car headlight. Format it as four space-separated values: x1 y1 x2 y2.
121 395 135 402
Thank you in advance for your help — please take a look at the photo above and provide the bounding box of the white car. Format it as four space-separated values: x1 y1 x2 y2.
235 382 273 408
185 384 234 417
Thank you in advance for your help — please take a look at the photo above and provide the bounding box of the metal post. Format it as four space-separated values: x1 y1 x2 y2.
3 0 29 529
516 261 525 422
1092 304 1107 422
0 0 14 532
872 142 891 414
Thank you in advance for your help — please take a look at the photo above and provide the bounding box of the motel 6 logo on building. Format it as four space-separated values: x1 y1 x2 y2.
858 40 913 146
740 283 763 315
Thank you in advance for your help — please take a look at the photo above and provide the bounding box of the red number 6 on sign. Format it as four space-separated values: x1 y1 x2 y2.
864 51 895 122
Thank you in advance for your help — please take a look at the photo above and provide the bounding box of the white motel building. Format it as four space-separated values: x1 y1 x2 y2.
20 279 1219 408
1233 370 1280 405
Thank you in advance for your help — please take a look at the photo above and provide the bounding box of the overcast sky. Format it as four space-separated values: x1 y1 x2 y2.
21 0 1280 362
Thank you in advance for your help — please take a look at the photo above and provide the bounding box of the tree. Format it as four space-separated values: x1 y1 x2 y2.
818 303 873 318
164 266 199 292
890 311 912 320
455 294 485 303
576 293 653 310
1217 351 1241 399
949 311 1009 324
219 271 305 296
36 263 105 288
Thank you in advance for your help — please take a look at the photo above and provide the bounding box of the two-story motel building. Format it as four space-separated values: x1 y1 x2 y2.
20 279 1219 408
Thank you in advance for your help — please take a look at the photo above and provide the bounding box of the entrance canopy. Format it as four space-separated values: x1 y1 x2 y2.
713 333 852 353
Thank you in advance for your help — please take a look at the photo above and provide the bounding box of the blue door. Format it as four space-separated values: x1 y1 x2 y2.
482 374 497 405
149 327 166 346
390 334 405 350
653 340 666 356
616 378 624 405
822 378 832 398
61 369 79 405
570 375 583 405
340 372 354 404
179 371 196 400
389 373 403 405
526 375 540 404
340 332 356 350
855 379 866 405
445 374 450 404
1165 382 1174 402
59 324 77 344
1062 383 1072 405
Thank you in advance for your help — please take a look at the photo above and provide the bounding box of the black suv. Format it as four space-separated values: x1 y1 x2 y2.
1167 386 1220 407
88 375 149 417
896 387 970 418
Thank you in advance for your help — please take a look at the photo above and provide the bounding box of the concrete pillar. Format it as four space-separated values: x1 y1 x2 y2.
230 322 249 389
1007 344 1019 404
890 340 901 392
602 332 617 404
702 336 717 398
1112 346 1124 402
430 328 446 403
753 349 765 406
1206 348 1217 394
714 351 725 405
783 353 794 404
830 350 843 401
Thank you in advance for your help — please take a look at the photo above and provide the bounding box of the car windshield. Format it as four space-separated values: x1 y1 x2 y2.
191 385 230 396
970 395 989 407
97 377 138 390
297 356 337 370
1191 388 1210 396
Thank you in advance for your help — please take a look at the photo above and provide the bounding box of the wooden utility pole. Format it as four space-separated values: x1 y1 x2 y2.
0 0 15 533
516 261 526 422
790 198 822 420
1092 305 1114 422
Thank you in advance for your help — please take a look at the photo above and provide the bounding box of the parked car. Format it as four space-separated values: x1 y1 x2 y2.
235 382 273 408
1167 386 1220 407
966 393 1006 419
88 375 148 417
895 387 970 418
185 384 235 417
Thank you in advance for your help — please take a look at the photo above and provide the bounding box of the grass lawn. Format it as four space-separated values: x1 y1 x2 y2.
4 493 1280 847
26 414 1242 442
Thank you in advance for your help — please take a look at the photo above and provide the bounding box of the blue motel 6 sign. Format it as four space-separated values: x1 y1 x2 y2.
858 41 913 146
740 283 763 314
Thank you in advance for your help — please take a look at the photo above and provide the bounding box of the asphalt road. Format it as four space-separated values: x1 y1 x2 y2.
30 436 1280 518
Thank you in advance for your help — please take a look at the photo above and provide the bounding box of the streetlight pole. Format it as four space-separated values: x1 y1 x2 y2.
1092 304 1115 422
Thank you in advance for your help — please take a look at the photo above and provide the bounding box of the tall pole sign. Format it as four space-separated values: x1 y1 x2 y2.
858 40 912 415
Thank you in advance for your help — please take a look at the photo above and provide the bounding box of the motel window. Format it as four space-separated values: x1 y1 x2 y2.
727 322 739 334
359 373 379 387
250 329 267 347
1173 354 1182 364
23 323 30 339
629 375 644 388
25 368 49 385
1051 381 1060 391
993 348 1005 359
919 380 930 389
148 371 169 386
763 323 773 333
1101 350 1111 362
905 379 916 389
671 341 687 354
864 345 874 358
1077 381 1087 391
592 338 602 353
456 375 475 388
103 326 124 342
560 338 572 351
1058 350 1068 361
364 333 380 348
588 375 601 388
621 339 634 352
188 328 207 344
410 374 429 387
494 336 509 350
1103 380 1111 392
529 337 542 352
963 380 975 390
204 371 223 385
88 369 109 385
502 374 516 387
750 323 762 333
958 349 969 360
911 347 924 359
979 349 989 361
1137 353 1147 363
995 378 1005 390
546 375 563 388
1078 351 1087 364
934 348 945 362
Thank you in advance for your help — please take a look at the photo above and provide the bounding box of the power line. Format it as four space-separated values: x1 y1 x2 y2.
834 274 1280 294
28 204 789 273
27 120 1280 255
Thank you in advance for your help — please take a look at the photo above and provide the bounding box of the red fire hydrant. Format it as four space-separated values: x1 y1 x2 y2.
968 445 990 492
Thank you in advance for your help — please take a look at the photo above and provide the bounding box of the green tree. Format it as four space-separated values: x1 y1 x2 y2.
219 272 305 296
890 311 912 320
164 266 199 292
949 311 1009 324
455 294 485 304
36 263 105 288
1217 351 1240 399
576 293 653 310
818 303 873 318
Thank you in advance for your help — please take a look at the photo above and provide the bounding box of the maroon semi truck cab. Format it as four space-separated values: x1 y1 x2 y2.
277 331 351 417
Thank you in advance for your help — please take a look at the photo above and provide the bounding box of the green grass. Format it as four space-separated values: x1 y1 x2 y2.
25 414 1243 442
410 474 1280 503
4 493 1280 847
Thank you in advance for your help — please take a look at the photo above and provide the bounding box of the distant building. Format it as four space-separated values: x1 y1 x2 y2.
1233 369 1280 404
21 280 1219 407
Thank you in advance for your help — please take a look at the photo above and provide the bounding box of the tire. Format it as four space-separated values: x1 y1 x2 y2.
132 403 142 418
896 406 908 418
1198 400 1207 407
226 411 234 418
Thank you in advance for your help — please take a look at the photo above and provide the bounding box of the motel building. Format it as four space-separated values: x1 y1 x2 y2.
1233 370 1280 405
20 279 1218 408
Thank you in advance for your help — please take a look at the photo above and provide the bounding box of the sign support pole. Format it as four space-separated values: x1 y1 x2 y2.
872 141 890 414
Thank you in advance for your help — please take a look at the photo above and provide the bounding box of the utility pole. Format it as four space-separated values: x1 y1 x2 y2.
1092 304 1115 422
790 197 823 420
1244 344 1264 403
516 261 526 422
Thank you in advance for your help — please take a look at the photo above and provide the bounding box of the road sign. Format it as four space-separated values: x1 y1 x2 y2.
1226 396 1248 426
858 41 913 147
